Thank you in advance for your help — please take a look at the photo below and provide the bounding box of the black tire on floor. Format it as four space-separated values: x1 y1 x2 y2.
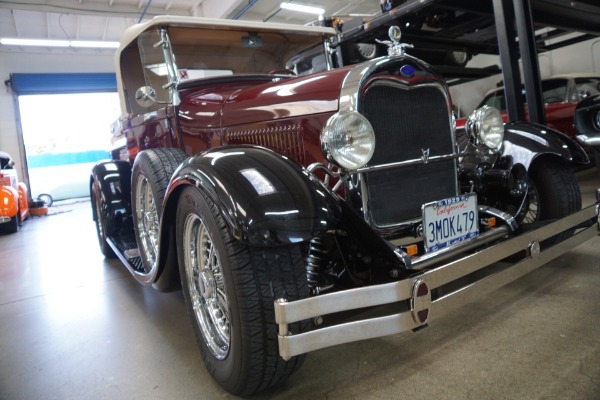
37 193 53 207
132 148 187 274
91 183 116 258
526 157 581 245
0 215 18 234
175 186 310 396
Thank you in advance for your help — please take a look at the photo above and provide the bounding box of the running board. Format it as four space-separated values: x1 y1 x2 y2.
107 232 145 277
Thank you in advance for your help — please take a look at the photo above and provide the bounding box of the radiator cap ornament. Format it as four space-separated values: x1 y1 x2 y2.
389 25 402 42
376 26 414 57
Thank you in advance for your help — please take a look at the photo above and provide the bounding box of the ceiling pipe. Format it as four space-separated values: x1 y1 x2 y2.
232 0 259 20
263 7 282 22
138 0 153 23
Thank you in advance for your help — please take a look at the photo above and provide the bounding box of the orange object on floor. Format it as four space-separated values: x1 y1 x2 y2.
29 206 48 217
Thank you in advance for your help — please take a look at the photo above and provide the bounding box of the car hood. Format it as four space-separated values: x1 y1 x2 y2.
176 67 352 129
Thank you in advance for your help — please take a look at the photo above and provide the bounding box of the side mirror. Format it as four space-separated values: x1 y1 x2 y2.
135 86 157 108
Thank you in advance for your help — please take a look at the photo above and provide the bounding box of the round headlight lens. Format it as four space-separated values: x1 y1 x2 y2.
321 111 376 170
465 105 504 150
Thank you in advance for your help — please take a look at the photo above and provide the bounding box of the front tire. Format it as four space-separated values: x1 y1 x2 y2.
524 157 581 244
176 186 309 396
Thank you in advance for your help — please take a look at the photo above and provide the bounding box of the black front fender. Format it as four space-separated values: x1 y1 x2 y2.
163 146 342 246
501 122 589 168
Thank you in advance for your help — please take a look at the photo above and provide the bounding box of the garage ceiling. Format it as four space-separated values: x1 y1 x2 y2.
0 0 380 49
0 0 599 54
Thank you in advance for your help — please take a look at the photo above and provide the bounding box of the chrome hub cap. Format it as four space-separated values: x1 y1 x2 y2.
183 213 230 360
198 270 216 300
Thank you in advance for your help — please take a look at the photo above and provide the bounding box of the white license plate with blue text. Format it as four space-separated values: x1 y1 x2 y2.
422 194 479 253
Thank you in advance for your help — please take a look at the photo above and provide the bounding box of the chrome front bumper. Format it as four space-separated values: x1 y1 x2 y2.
274 201 600 360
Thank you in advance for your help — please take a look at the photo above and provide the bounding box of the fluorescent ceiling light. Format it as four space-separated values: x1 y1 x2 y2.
0 38 119 49
280 2 325 15
71 40 119 49
1 38 69 47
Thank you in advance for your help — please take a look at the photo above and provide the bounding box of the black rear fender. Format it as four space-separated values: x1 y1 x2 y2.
90 160 132 223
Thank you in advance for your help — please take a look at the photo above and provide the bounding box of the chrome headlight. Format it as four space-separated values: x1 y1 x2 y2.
321 111 375 170
465 106 504 150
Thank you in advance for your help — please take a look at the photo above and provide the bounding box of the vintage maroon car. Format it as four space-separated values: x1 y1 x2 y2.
90 17 599 395
456 74 600 139
0 151 29 234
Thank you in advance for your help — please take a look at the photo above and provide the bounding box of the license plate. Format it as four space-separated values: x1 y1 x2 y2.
422 194 479 253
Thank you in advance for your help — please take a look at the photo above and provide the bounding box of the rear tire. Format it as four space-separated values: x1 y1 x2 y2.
132 148 186 275
176 186 309 396
91 182 116 258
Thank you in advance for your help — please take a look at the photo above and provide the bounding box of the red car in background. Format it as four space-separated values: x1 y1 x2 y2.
457 74 600 140
0 151 29 234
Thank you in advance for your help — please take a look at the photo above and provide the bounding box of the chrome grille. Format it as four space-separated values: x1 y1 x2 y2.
361 82 457 227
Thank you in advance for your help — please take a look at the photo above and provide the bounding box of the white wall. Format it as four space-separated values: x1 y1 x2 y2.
0 48 115 184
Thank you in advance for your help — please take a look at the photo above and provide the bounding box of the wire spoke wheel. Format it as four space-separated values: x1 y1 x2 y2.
183 213 230 360
524 158 581 246
176 186 310 395
522 178 540 224
135 174 159 267
131 148 187 277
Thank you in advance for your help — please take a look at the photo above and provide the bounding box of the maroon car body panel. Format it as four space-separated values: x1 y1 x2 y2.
174 68 349 164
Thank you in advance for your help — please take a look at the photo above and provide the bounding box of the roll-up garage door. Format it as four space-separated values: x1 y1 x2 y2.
11 73 119 201
10 73 117 94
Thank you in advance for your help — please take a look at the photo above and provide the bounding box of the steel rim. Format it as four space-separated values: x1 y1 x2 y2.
183 213 230 360
135 174 159 269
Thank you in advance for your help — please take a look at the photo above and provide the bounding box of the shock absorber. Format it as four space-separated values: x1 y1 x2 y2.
305 235 328 295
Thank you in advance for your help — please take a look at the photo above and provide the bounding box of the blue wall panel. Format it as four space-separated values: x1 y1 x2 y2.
10 73 117 94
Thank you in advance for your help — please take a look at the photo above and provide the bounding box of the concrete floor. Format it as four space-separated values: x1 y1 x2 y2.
1 169 599 400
